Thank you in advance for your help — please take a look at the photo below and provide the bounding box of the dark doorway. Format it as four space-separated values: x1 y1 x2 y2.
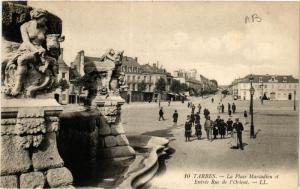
288 93 292 100
69 95 76 104
54 94 59 103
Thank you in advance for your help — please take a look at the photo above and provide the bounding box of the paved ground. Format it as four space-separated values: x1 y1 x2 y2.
121 94 298 189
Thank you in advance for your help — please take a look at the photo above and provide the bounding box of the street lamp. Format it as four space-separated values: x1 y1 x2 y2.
249 74 255 138
294 90 296 111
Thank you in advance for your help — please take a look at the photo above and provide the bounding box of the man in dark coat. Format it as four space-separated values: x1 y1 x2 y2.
226 118 233 135
219 119 226 139
213 121 219 139
232 103 236 114
233 118 244 150
159 107 165 121
173 110 178 126
204 108 210 119
228 103 231 113
221 104 225 113
185 115 192 142
190 112 195 127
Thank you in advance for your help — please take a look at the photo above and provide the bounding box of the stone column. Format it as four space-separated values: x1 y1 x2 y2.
92 95 135 159
1 99 73 188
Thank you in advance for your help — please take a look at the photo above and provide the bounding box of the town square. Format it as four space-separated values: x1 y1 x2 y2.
1 1 299 189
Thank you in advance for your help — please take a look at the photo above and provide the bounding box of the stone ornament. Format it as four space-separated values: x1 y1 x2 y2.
83 49 125 99
2 8 64 98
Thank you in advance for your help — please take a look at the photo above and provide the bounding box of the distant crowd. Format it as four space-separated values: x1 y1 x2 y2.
158 98 246 150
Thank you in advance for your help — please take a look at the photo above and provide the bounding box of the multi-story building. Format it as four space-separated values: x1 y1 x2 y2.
120 57 172 102
53 49 70 105
173 70 218 96
231 74 298 100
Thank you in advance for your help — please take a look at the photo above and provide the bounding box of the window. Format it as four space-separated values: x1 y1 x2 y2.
289 84 291 89
144 76 146 81
133 76 135 81
271 77 275 82
127 75 131 81
259 77 262 82
62 72 66 79
138 76 140 80
283 77 287 82
62 94 66 101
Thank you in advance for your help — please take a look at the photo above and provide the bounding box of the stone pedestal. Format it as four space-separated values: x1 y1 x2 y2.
1 99 73 188
92 95 135 159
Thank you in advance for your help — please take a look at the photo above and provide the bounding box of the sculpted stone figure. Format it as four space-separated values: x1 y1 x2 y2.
83 49 124 99
2 8 64 97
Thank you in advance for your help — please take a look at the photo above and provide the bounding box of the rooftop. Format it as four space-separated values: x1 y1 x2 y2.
238 74 298 83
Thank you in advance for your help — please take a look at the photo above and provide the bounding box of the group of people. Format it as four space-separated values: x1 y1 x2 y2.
217 102 237 116
184 113 244 150
159 99 245 150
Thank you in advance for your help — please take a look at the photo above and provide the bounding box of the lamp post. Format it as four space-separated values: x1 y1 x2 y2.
294 90 296 111
249 74 255 138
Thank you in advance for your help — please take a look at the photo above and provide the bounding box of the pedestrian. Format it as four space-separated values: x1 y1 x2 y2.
226 118 233 135
243 110 248 125
204 108 210 119
148 97 151 103
232 103 236 114
159 107 165 121
204 116 213 140
219 119 226 139
211 97 214 103
195 122 202 140
195 112 200 125
233 118 244 150
181 97 184 104
213 121 219 139
185 115 192 142
228 103 231 113
187 101 190 108
221 103 224 113
198 103 202 113
192 104 195 113
173 110 178 126
217 103 221 114
168 99 171 106
229 109 232 117
190 111 195 127
213 116 221 139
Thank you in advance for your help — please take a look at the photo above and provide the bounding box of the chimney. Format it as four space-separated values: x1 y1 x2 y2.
135 57 138 62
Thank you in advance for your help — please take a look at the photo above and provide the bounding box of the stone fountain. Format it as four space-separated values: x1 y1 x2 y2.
57 48 135 183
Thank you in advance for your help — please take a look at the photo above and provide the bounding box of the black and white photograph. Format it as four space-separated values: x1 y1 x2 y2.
1 1 299 188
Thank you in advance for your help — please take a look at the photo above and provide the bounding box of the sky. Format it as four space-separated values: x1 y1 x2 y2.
28 1 299 85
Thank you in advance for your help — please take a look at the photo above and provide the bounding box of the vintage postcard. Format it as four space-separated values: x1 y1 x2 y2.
1 1 299 189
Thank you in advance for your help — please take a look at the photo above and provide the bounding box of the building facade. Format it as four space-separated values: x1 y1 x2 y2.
173 69 218 96
53 49 70 105
231 74 298 100
121 57 172 102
